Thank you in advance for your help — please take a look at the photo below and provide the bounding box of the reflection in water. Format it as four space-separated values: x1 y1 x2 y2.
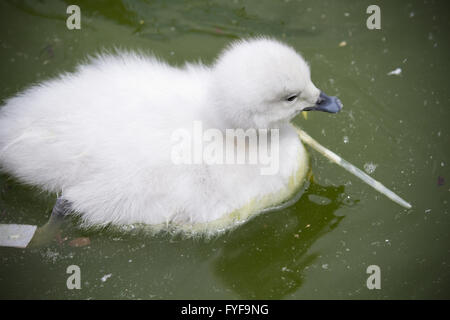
1 171 354 299
63 0 138 27
8 0 313 40
212 180 352 299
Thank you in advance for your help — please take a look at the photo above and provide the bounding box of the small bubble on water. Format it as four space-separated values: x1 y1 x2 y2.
364 162 378 174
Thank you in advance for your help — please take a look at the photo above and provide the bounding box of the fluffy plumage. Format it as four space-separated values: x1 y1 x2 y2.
0 37 320 229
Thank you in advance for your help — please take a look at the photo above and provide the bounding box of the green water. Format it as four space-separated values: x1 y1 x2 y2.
0 0 449 299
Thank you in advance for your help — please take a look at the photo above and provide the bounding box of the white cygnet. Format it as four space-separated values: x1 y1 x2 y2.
0 37 341 232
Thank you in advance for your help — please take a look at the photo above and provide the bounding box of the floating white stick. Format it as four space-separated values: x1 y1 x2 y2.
297 128 412 209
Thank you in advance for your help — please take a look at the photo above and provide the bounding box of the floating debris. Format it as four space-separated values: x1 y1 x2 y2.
339 41 347 47
438 176 445 186
69 237 90 247
297 128 412 209
0 224 37 248
387 68 402 76
41 248 60 263
101 273 112 282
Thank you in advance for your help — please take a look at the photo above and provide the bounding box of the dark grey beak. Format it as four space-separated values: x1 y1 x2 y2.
303 92 343 113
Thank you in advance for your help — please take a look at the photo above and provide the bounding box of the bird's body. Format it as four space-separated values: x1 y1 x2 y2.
0 38 340 231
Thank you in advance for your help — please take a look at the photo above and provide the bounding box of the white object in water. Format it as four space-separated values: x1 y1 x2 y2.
0 224 37 248
387 68 402 76
297 129 412 209
101 274 112 282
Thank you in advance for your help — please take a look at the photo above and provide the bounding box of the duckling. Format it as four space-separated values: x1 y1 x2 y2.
0 37 341 232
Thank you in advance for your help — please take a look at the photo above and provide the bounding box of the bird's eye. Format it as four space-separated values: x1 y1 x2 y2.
286 94 298 102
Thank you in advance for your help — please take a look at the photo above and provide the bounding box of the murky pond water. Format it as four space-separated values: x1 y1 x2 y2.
0 0 449 299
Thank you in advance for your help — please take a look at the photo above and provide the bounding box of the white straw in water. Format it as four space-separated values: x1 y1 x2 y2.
297 128 412 209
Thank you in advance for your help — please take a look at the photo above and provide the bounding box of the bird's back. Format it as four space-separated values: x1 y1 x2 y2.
0 53 210 195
